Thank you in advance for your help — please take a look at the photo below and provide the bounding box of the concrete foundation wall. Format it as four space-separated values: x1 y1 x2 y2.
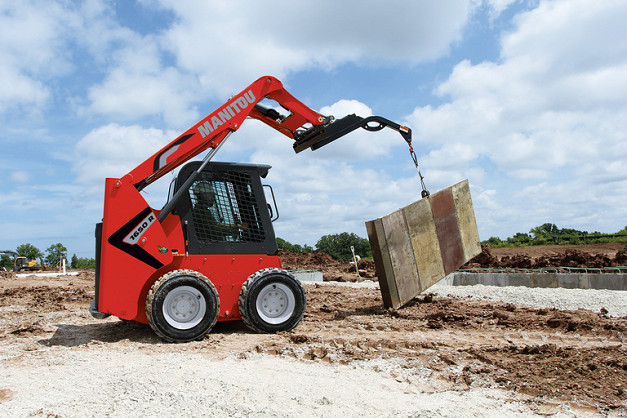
436 272 627 291
290 270 324 283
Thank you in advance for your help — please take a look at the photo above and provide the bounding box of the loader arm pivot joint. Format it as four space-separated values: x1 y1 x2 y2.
292 114 412 153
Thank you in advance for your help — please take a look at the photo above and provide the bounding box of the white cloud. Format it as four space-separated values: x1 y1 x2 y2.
9 170 30 183
0 0 144 115
156 0 476 96
235 129 421 245
83 1 479 125
312 100 405 160
406 0 627 237
73 124 178 207
503 0 627 73
86 41 200 126
1 0 478 129
0 1 74 111
254 154 419 245
485 0 518 19
68 0 138 60
0 66 49 112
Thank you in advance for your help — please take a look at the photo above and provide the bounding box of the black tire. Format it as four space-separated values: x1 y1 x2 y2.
146 270 220 343
239 268 306 333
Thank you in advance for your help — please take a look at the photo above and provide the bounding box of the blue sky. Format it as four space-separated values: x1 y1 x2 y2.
1 0 626 258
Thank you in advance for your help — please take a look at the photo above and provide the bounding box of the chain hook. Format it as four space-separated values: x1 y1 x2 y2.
407 140 430 198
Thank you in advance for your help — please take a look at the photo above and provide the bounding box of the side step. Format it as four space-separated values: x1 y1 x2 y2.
89 300 110 319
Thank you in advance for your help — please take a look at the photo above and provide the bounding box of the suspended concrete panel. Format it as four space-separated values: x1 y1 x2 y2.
366 180 481 309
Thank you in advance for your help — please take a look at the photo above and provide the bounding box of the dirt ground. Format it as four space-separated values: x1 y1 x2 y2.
1 244 626 415
467 243 627 271
279 243 627 281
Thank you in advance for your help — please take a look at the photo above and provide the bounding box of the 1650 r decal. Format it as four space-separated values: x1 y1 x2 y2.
108 207 164 270
123 212 156 245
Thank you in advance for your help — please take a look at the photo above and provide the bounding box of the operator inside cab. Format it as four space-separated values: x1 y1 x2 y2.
190 180 248 242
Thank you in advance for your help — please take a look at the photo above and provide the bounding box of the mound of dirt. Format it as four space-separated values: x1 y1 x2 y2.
0 271 15 279
278 250 377 282
464 244 627 270
278 249 337 269
281 243 627 280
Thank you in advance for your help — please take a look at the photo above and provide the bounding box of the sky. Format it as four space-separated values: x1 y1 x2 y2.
1 0 626 258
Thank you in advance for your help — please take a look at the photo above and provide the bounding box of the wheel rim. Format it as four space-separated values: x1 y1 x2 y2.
162 285 207 330
255 282 295 324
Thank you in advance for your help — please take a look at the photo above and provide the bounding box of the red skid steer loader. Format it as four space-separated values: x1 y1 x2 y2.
90 76 416 342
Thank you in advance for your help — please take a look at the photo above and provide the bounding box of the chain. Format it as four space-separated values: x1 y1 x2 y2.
407 142 430 198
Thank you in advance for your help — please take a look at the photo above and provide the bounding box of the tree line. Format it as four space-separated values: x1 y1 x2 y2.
2 232 372 270
483 223 627 248
282 223 627 260
7 223 619 269
0 243 95 270
278 232 372 262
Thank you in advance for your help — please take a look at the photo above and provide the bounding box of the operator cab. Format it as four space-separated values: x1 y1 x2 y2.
168 161 279 256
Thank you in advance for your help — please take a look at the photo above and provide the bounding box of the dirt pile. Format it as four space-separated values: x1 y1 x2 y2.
281 243 627 279
464 244 627 270
278 249 377 281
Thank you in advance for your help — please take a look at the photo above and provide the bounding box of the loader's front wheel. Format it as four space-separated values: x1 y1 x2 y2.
146 270 219 343
239 268 306 333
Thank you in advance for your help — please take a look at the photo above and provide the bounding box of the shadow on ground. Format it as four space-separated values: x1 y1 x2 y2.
39 318 253 347
39 321 157 347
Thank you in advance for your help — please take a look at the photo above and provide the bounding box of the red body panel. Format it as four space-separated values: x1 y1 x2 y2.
98 178 173 320
159 211 185 253
163 254 282 323
97 177 282 324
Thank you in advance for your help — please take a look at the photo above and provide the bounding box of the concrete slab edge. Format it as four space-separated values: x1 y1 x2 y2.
435 272 627 291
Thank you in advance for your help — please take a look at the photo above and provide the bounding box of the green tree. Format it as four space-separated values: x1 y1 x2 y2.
530 223 559 239
45 243 68 266
16 243 43 261
480 224 627 248
315 232 371 261
507 232 531 246
71 254 79 269
0 255 12 269
73 257 96 269
276 238 313 253
484 236 503 246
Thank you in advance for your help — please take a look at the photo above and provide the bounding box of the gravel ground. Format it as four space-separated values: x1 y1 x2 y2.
1 350 547 417
1 274 625 416
318 280 627 317
431 284 627 317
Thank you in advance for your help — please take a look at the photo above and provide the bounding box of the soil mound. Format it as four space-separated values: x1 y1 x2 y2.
278 250 377 282
464 244 627 270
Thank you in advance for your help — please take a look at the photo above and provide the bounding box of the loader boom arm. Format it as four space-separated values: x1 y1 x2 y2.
123 75 413 191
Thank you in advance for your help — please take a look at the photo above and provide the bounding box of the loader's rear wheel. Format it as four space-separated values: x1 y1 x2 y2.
238 268 306 333
146 270 219 343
